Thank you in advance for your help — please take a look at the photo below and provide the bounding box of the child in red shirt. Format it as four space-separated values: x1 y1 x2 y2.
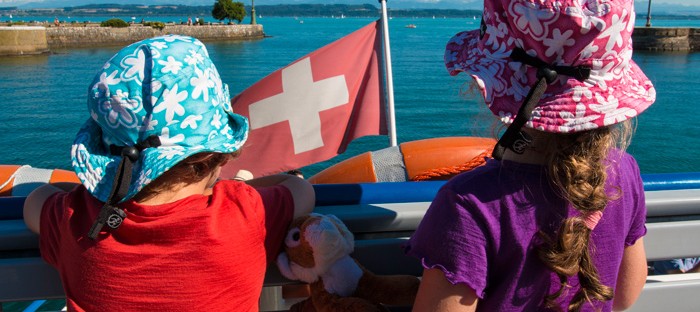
23 35 315 311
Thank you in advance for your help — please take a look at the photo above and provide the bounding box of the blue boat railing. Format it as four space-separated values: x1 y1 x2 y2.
2 172 700 311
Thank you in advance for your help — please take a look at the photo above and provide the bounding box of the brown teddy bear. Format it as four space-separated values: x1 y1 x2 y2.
276 213 421 312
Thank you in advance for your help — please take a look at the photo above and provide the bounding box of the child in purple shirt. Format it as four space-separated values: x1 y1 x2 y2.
406 0 655 311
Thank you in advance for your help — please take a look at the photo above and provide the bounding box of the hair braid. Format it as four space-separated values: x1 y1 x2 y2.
536 121 632 311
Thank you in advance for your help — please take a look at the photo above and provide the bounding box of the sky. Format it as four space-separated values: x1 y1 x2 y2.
1 0 699 9
0 0 700 6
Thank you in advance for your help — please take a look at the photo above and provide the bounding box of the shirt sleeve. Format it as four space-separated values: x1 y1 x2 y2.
405 187 490 298
624 155 647 246
255 185 295 264
39 191 68 267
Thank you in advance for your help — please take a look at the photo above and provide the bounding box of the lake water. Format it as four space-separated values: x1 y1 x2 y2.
0 16 699 177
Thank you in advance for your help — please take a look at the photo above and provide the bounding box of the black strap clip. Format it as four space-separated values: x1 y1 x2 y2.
492 48 592 160
87 204 127 239
511 131 533 154
87 135 161 240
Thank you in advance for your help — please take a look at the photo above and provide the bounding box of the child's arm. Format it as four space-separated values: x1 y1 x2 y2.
412 268 478 312
613 237 648 311
23 182 78 234
244 174 315 218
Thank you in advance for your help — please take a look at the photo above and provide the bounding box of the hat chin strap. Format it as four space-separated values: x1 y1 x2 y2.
87 135 161 240
492 48 591 160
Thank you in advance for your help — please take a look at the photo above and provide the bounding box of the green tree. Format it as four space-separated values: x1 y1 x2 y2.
212 0 247 24
230 2 246 24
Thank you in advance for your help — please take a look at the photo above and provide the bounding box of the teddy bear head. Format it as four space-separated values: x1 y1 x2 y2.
277 213 355 283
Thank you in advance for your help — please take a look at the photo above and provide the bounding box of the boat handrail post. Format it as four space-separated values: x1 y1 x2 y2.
379 0 398 147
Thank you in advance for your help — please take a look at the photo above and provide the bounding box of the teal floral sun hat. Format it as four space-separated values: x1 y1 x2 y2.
71 35 249 205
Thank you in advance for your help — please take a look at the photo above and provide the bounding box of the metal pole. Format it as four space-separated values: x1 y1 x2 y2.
251 0 257 25
646 0 652 27
379 0 398 147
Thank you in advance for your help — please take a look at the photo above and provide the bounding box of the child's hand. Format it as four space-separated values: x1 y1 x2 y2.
233 170 254 181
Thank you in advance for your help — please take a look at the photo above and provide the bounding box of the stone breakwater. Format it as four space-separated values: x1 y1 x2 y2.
633 27 700 52
0 26 49 56
1 25 698 56
0 24 264 56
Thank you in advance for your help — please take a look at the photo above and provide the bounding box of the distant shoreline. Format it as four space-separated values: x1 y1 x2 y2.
1 4 480 19
1 3 699 20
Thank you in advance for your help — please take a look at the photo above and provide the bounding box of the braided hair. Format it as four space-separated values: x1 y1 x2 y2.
536 120 633 311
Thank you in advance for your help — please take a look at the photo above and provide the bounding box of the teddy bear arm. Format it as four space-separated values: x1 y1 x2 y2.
289 297 317 312
353 271 421 306
310 280 388 312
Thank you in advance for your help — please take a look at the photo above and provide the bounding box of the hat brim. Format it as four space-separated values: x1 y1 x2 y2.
71 112 248 203
445 30 656 133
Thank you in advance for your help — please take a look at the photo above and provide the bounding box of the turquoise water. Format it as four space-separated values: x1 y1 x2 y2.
0 17 699 177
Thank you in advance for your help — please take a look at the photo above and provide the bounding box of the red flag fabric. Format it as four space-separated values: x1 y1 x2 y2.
221 21 387 178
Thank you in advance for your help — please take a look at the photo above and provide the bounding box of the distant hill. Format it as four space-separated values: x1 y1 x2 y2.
7 0 483 10
8 0 700 14
5 3 482 18
635 2 700 16
3 2 699 19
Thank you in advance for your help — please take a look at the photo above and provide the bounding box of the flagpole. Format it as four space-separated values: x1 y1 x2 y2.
379 0 398 147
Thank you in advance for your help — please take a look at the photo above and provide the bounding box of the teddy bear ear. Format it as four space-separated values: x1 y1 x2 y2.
326 214 354 251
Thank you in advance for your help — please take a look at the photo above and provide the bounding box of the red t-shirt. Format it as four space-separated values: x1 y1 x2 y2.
40 180 294 312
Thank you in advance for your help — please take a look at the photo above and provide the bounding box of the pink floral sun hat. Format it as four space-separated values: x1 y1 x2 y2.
445 0 656 136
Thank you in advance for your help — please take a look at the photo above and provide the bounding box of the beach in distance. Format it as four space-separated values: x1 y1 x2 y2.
0 16 699 176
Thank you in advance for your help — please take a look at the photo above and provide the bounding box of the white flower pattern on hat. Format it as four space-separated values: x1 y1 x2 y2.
182 115 203 129
158 146 185 160
100 89 141 129
120 48 147 83
151 41 168 50
93 70 121 96
184 49 204 65
510 1 557 40
571 86 593 102
158 127 184 146
141 115 158 132
590 93 638 126
559 103 599 133
600 10 629 52
161 35 193 44
154 84 187 123
564 5 607 35
210 109 223 129
191 67 214 102
542 28 574 58
135 169 153 190
158 56 183 74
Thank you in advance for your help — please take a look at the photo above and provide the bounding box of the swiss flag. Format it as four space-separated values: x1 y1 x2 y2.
221 21 387 178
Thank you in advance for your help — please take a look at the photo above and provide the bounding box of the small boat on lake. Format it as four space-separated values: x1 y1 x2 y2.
405 24 416 28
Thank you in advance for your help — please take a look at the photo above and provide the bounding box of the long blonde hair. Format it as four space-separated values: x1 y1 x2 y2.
536 120 633 311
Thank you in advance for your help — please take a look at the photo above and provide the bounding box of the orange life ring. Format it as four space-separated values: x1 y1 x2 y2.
0 165 79 197
308 136 496 184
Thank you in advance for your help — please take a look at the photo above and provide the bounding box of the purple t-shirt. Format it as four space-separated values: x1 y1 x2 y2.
406 151 647 311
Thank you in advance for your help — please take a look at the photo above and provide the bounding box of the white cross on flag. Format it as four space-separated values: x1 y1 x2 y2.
221 21 387 178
